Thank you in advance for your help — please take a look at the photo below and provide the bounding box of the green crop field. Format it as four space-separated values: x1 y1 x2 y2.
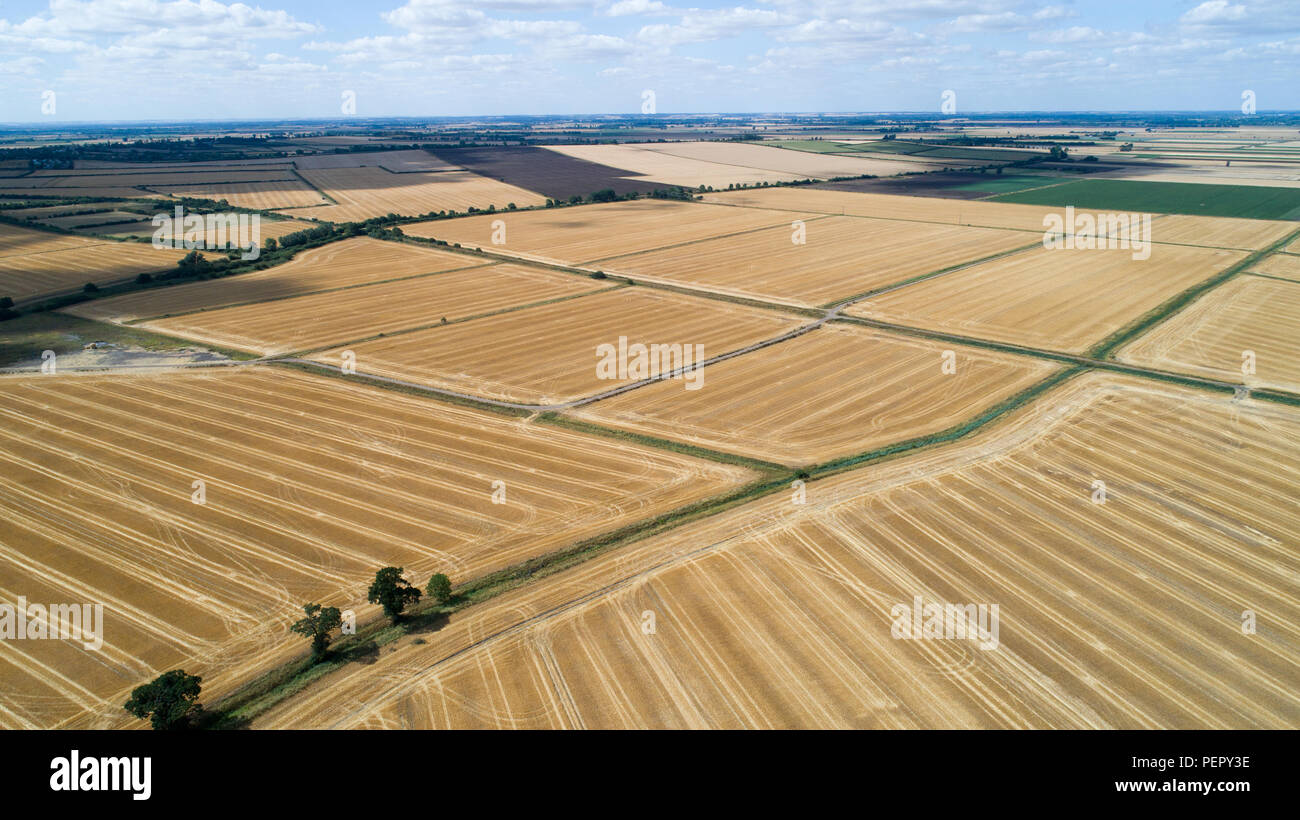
949 174 1066 194
991 179 1300 220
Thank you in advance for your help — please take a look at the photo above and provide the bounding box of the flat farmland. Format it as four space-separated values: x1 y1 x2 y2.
65 238 481 322
257 373 1300 729
846 244 1245 353
426 145 665 199
1149 215 1296 250
599 214 1036 306
96 215 313 242
9 201 134 218
704 187 1092 233
545 144 807 188
991 179 1300 220
0 236 190 302
32 164 294 177
155 181 328 210
39 210 149 229
402 199 816 265
45 170 293 188
0 222 101 256
644 141 954 179
1251 252 1300 281
1116 275 1300 393
310 288 805 405
140 263 608 355
0 366 754 728
0 187 155 200
288 167 546 221
572 324 1059 465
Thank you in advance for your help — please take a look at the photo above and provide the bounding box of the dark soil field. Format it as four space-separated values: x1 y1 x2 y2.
426 146 663 199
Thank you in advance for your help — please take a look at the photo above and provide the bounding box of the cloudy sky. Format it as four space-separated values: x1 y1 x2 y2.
1 0 1297 122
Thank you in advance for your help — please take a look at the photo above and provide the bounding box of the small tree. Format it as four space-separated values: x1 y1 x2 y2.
368 567 421 623
264 237 278 252
426 573 452 605
123 670 202 730
290 603 343 658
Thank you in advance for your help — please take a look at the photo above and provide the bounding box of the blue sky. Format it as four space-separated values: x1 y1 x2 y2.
1 0 1298 122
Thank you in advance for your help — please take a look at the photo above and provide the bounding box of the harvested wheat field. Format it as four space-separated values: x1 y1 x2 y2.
0 238 190 302
258 372 1300 729
642 141 954 179
6 201 134 219
573 323 1059 465
64 238 481 323
287 167 545 222
0 222 105 256
601 215 1036 306
545 143 806 188
95 215 313 244
141 263 608 355
1149 215 1296 250
155 181 328 210
704 187 1105 233
847 244 1244 354
311 287 804 405
38 210 150 229
0 366 753 729
1116 275 1300 393
403 199 814 265
1250 252 1300 281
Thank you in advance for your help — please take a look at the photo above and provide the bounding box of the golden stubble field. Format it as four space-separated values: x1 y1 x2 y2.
598 214 1037 306
141 263 609 356
1250 252 1300 281
847 244 1245 353
1150 215 1296 251
0 367 755 728
572 323 1060 465
154 181 328 210
310 287 805 405
0 224 191 302
257 373 1300 729
1116 275 1300 393
703 187 1096 233
401 199 816 265
64 237 483 323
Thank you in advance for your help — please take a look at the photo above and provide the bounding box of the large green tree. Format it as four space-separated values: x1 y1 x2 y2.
426 573 453 606
123 670 202 730
290 603 343 658
368 567 421 624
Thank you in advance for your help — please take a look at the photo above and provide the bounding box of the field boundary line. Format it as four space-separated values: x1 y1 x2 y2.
122 259 504 325
580 213 837 265
1090 225 1300 360
280 283 629 358
1241 270 1300 285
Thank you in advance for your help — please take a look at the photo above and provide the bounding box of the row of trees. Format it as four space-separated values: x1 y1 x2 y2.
123 567 454 729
